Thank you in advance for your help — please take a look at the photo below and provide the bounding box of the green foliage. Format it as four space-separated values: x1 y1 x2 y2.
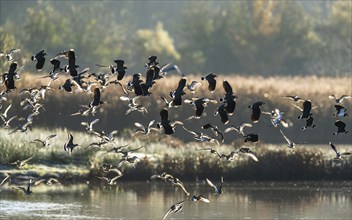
129 22 180 68
0 1 350 75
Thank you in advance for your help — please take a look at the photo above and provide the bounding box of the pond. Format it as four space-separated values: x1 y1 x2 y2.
1 181 351 219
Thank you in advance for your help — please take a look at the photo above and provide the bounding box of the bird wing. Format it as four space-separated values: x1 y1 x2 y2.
206 178 217 190
224 126 239 133
148 120 155 129
14 186 27 193
199 196 210 203
292 103 303 111
240 123 253 129
9 48 21 54
244 152 259 162
91 118 100 126
134 122 145 132
2 104 12 117
33 179 46 186
175 181 190 196
279 130 291 145
22 155 34 163
329 142 339 154
119 95 131 102
328 95 336 100
222 80 233 95
182 126 197 136
341 152 352 156
110 174 123 182
46 134 57 141
150 174 162 179
47 178 60 184
340 95 352 102
0 174 11 186
162 207 174 220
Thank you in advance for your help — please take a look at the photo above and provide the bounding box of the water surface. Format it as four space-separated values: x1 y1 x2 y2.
1 181 351 219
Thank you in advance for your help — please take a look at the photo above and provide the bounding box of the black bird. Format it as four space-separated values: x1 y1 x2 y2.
47 58 63 80
220 80 237 115
333 120 349 135
162 200 186 220
333 105 348 117
157 108 183 135
248 101 265 123
293 100 314 120
243 133 259 143
206 176 223 195
214 104 229 124
184 97 217 119
0 48 21 62
114 59 127 81
301 116 316 130
59 79 75 93
201 73 217 92
145 55 159 67
89 88 104 107
31 50 46 71
58 49 79 77
329 95 352 104
329 141 351 160
3 62 18 92
144 65 156 88
170 77 187 107
129 73 144 96
64 133 80 154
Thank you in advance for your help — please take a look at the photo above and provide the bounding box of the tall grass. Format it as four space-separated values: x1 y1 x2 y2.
1 127 351 181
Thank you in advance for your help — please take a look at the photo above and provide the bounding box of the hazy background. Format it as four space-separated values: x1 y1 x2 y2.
1 0 351 75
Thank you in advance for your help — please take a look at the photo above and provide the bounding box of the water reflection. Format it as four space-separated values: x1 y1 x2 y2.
1 181 351 219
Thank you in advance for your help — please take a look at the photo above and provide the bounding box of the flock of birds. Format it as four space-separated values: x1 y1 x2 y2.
0 48 351 219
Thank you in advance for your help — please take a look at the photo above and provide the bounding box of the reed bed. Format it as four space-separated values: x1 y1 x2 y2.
0 128 351 181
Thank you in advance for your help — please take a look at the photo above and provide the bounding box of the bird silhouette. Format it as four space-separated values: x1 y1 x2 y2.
201 73 217 92
64 133 80 154
31 50 46 71
248 101 265 123
333 120 349 135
